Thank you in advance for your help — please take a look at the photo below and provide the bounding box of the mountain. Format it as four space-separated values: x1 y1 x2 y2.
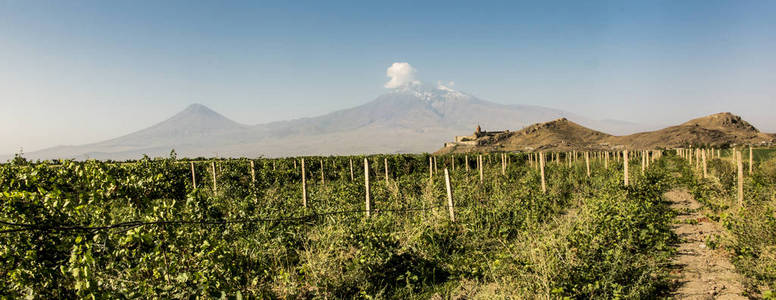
437 112 776 154
608 112 775 149
9 84 651 160
22 104 255 160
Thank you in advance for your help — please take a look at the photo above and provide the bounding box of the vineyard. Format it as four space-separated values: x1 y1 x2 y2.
1 149 775 298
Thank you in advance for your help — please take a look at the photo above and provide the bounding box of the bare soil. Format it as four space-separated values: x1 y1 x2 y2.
666 188 747 299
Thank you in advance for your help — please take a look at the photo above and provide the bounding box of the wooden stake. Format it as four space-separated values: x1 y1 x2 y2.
702 150 707 179
211 161 217 192
737 151 743 207
320 159 325 185
190 162 197 189
364 158 371 217
749 145 753 174
585 151 590 177
349 158 354 181
301 159 307 208
605 151 609 169
452 155 455 171
384 157 389 184
501 153 506 175
250 160 256 183
539 152 546 194
689 148 693 165
444 168 455 222
623 150 629 186
479 155 484 184
465 155 469 172
429 156 434 179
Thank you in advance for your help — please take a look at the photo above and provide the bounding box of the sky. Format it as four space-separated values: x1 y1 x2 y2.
1 0 775 154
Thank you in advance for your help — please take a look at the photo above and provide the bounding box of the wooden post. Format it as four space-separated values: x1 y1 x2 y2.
465 155 469 172
434 156 438 174
301 159 307 208
273 161 276 171
444 168 455 222
479 155 484 184
647 151 651 168
689 148 693 165
641 150 646 173
211 161 217 192
190 162 197 189
605 151 609 169
696 149 700 170
320 159 325 185
585 151 590 177
452 155 455 171
623 150 629 186
384 157 389 184
364 158 371 217
250 160 256 183
501 153 506 175
737 151 744 206
293 160 297 169
539 152 546 194
429 156 434 179
702 150 707 179
749 145 753 174
349 158 354 181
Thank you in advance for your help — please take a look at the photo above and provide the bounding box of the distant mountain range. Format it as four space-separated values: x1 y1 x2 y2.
436 112 776 154
7 84 654 160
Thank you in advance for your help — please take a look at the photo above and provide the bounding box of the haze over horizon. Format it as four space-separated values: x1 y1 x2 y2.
2 1 776 154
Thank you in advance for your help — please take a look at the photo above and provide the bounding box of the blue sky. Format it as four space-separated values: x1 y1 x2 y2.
1 0 775 153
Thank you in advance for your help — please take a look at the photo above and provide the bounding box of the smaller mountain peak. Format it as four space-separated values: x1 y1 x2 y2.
682 112 758 133
183 103 212 112
540 118 573 128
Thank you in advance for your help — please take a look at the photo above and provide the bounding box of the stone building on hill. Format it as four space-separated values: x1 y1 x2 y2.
444 125 508 148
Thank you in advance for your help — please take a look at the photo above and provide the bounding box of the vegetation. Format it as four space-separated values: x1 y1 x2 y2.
0 150 762 298
689 148 776 298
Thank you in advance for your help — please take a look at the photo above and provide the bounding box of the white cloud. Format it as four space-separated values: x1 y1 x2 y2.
437 80 455 91
384 62 419 88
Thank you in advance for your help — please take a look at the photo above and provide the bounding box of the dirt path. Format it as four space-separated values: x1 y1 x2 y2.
666 188 746 299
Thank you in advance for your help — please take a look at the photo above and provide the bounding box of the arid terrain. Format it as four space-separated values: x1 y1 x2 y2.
437 112 775 154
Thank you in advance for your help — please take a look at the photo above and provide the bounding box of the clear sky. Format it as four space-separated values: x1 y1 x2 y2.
1 0 775 154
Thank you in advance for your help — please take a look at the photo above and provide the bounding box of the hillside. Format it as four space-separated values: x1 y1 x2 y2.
608 112 775 150
437 112 776 154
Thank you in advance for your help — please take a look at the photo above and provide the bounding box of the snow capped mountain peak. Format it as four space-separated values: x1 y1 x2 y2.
388 81 470 103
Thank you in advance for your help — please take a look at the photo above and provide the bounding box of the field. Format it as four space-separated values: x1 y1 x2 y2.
1 149 775 298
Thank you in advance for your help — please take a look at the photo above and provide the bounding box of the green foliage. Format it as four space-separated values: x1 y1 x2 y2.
687 150 776 296
0 152 678 298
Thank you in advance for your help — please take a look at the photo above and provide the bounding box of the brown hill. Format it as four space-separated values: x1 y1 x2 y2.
436 112 775 154
436 118 613 154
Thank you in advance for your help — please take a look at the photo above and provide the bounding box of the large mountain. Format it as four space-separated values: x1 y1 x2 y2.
11 84 650 160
